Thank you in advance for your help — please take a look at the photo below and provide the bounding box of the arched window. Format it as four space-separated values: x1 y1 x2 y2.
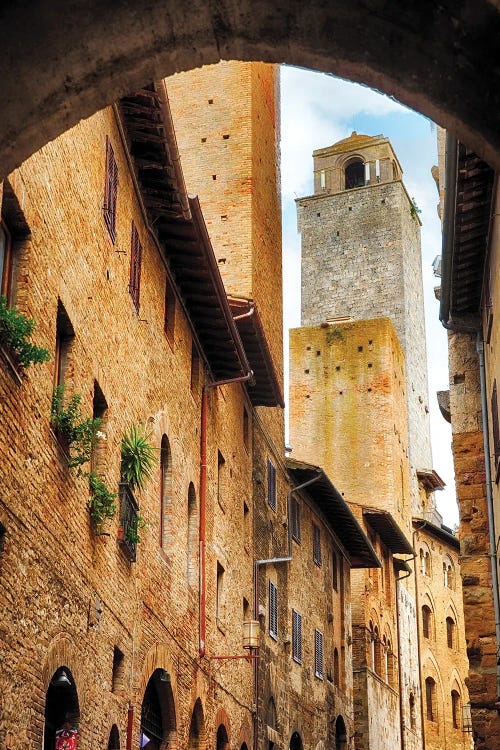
409 692 416 730
422 605 432 639
446 616 456 649
290 731 303 750
443 559 454 589
373 626 381 676
383 635 389 682
420 549 426 575
333 647 340 687
160 435 172 548
345 159 365 190
425 677 437 722
187 482 197 585
43 667 80 750
452 690 461 729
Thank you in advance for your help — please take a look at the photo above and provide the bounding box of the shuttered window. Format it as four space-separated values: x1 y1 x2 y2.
269 581 278 640
491 380 500 480
267 458 276 511
292 609 302 663
314 629 324 679
129 222 142 312
103 137 118 243
313 523 322 566
291 497 301 543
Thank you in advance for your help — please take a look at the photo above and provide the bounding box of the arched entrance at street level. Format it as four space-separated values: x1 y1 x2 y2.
335 716 347 750
140 669 177 750
188 699 205 750
43 667 80 750
1 2 500 181
216 724 230 750
290 731 303 750
108 724 120 750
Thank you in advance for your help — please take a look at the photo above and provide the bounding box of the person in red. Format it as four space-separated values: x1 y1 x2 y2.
55 718 78 750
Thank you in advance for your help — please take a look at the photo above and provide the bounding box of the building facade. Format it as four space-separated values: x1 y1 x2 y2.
438 133 500 749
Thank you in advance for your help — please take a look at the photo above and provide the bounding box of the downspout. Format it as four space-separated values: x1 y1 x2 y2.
252 470 322 750
199 372 254 659
126 704 134 750
477 334 500 701
395 553 417 750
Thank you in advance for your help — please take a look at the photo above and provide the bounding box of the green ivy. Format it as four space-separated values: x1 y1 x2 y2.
125 513 146 545
0 295 50 368
410 197 422 220
87 471 117 527
51 385 102 469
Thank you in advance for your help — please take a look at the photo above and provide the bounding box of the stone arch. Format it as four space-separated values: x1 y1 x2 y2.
289 731 303 750
422 655 445 728
140 668 177 750
215 707 231 749
2 2 500 184
216 723 230 750
43 666 80 750
236 718 252 750
137 643 178 712
343 155 366 190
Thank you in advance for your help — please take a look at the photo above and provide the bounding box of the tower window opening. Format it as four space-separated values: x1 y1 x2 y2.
345 159 365 190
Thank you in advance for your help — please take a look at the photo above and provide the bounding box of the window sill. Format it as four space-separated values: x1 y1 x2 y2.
0 343 23 386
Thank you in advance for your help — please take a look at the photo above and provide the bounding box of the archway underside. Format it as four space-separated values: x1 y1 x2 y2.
1 0 500 179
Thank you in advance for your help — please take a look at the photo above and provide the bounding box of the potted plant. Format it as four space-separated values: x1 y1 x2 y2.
0 295 50 371
120 424 156 493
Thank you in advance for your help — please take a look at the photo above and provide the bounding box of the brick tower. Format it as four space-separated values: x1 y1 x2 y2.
296 132 433 516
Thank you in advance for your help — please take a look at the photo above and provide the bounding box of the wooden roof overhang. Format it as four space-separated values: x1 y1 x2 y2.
229 297 285 408
286 458 380 569
442 142 495 326
116 82 250 382
363 509 414 555
413 518 460 551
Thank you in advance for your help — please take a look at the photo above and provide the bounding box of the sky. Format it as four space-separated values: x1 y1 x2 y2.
279 65 458 528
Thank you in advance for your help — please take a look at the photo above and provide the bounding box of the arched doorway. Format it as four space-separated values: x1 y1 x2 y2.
290 731 303 750
43 667 80 750
216 724 230 750
108 724 120 750
140 669 176 750
335 716 347 750
188 699 205 750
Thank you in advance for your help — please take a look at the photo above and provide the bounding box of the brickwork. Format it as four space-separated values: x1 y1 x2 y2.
0 103 258 750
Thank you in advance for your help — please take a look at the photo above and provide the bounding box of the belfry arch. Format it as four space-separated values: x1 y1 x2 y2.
1 1 500 181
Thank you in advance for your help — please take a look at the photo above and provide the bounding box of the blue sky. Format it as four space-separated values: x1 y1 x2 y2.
280 65 457 527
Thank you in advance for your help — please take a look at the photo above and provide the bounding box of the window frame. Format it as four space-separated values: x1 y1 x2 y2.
292 609 302 664
313 523 322 566
129 222 142 313
314 629 324 679
267 458 276 511
291 496 301 543
103 136 118 244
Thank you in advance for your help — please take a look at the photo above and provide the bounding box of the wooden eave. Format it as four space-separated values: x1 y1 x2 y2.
449 144 495 320
286 458 380 569
229 297 285 408
116 83 250 382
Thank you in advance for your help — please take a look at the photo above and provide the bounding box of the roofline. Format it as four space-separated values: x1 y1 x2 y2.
412 517 460 550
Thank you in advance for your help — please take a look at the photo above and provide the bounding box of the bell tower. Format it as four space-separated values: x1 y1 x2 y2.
296 132 433 516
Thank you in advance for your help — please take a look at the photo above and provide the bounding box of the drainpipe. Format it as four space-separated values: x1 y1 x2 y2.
477 334 500 702
395 553 417 750
126 704 134 750
252 471 322 750
199 372 254 659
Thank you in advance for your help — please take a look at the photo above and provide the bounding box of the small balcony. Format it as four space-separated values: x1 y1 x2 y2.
118 483 139 562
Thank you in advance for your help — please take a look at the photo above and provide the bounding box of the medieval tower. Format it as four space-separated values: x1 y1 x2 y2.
289 133 470 750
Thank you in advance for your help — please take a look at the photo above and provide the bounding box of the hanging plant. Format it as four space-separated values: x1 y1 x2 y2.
124 513 146 546
87 471 117 529
120 424 156 492
51 385 102 469
0 295 50 368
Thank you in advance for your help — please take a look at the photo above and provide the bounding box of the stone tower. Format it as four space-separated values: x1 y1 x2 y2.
296 132 433 516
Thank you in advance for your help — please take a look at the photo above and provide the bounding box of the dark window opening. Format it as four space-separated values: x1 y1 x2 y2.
91 381 108 474
345 160 365 189
314 629 324 679
267 458 276 511
313 523 322 566
103 137 118 243
112 647 125 694
43 667 80 750
292 609 302 663
291 497 301 543
129 222 142 312
54 300 75 389
269 580 278 640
